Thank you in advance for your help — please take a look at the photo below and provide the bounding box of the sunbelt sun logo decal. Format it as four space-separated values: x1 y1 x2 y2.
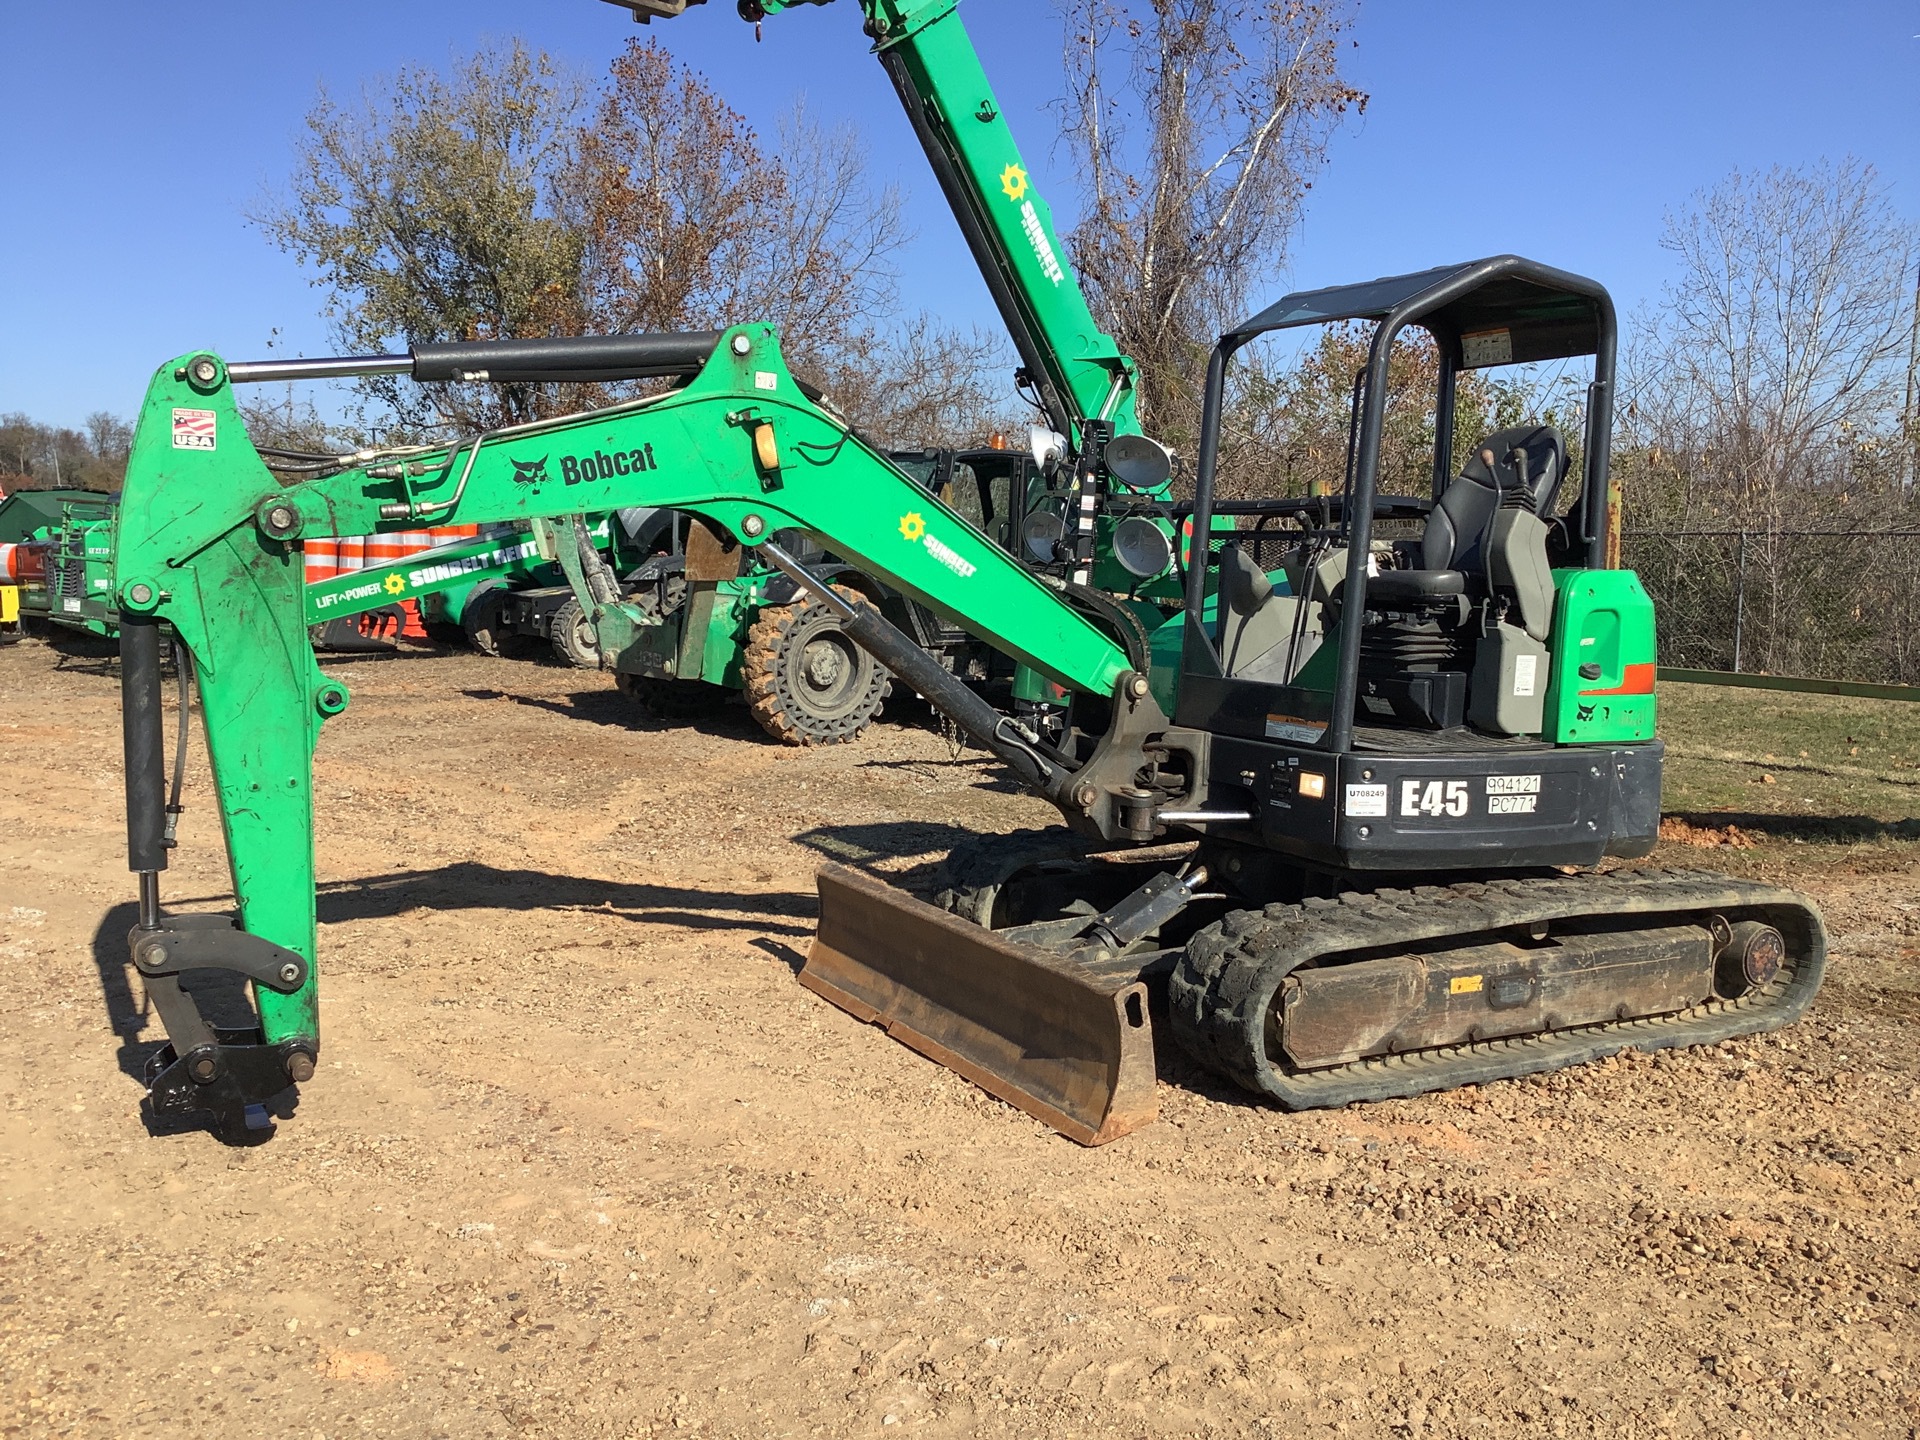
898 511 976 579
997 162 1064 286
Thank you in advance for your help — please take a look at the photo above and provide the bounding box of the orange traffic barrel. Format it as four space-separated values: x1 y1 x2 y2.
303 537 341 585
0 542 47 583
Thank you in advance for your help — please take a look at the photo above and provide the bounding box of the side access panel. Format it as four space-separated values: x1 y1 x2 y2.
1544 568 1657 743
803 864 1158 1145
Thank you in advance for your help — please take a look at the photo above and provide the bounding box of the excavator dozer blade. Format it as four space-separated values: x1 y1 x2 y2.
802 863 1159 1145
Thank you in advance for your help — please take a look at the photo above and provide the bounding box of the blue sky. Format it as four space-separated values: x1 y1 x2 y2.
1 1 1915 430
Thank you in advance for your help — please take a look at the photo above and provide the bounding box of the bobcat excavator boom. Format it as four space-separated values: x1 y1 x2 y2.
114 327 1173 1136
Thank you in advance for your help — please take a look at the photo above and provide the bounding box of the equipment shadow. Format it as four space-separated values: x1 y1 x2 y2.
1664 809 1920 845
460 686 770 743
787 829 975 887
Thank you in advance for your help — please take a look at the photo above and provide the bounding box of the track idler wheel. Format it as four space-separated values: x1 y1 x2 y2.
1714 918 1785 997
743 584 891 746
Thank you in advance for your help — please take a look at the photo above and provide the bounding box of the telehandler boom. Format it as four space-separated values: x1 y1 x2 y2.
585 0 1172 738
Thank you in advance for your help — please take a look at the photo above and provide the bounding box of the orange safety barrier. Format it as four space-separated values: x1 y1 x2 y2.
302 537 341 586
305 525 492 638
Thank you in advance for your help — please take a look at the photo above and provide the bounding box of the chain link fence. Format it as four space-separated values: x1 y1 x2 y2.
1623 527 1920 685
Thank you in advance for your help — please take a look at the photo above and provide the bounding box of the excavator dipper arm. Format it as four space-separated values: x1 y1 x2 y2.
114 326 1147 1133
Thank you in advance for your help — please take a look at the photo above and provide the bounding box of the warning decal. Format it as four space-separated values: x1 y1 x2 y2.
172 408 216 451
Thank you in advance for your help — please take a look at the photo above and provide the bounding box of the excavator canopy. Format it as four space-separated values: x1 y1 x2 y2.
1228 253 1612 368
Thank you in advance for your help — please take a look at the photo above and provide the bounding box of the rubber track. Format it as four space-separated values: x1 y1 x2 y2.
1169 868 1828 1110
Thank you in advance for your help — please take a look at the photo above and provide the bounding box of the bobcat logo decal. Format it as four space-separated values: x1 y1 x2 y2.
510 455 550 489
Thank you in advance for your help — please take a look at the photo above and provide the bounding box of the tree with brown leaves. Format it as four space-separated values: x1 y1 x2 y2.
1057 0 1366 448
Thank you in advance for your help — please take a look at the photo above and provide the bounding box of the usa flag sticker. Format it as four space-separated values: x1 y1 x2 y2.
171 408 216 451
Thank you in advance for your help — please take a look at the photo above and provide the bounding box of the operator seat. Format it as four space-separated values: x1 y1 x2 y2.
1368 424 1566 607
1354 424 1568 733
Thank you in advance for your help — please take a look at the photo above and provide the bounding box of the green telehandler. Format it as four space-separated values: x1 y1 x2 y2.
105 0 1824 1145
594 446 1042 744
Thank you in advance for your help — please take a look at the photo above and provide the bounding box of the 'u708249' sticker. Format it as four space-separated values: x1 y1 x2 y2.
1343 783 1388 817
171 408 216 451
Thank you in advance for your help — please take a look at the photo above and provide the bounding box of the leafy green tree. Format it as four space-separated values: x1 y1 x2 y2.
255 41 588 433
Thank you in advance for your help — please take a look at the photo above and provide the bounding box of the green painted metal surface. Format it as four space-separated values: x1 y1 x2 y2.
1543 568 1658 743
39 499 584 641
304 526 556 628
604 0 1179 712
114 328 1136 1051
0 488 113 546
45 511 117 635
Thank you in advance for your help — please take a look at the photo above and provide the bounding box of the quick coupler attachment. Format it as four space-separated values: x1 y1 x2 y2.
128 914 317 1132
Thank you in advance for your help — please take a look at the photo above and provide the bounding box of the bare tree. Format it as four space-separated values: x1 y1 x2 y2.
1219 324 1539 500
562 48 907 386
1620 159 1920 678
824 318 1023 449
0 411 133 492
84 412 133 467
1056 0 1365 445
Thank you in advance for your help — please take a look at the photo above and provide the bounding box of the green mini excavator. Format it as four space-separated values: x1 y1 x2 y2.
107 0 1824 1142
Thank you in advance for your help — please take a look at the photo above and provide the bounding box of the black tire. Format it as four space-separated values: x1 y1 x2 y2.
932 828 1096 924
742 584 891 746
462 583 537 659
550 596 601 669
614 670 728 718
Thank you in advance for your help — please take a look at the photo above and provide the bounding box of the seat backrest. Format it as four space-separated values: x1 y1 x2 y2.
1421 425 1566 572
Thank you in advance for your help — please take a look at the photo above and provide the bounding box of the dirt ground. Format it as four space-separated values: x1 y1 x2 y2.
4 637 1920 1440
